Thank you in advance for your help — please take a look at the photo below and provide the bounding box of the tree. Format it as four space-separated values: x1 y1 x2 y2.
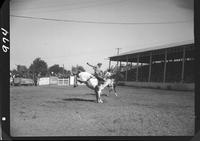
10 69 18 77
48 64 71 78
12 65 28 78
77 65 85 72
71 65 85 74
29 57 48 77
64 70 71 78
48 64 61 75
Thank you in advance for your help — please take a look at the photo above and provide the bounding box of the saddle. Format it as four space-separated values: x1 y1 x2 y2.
95 76 105 85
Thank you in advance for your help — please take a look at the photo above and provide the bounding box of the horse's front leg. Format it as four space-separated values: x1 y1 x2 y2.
114 88 117 96
108 83 117 96
113 84 117 96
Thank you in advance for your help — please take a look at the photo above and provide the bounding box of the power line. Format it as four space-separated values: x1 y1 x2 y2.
10 14 192 25
10 0 124 14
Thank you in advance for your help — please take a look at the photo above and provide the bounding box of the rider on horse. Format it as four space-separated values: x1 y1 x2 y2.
86 62 105 84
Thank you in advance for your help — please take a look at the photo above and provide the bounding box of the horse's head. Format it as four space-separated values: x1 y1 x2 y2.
104 71 113 79
104 70 124 82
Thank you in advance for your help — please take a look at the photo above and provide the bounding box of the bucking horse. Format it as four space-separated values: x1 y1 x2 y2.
73 71 119 103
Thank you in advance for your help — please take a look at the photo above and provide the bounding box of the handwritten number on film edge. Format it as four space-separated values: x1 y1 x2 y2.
1 28 9 53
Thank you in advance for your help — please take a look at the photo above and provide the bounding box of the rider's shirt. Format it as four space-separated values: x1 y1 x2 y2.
94 66 103 77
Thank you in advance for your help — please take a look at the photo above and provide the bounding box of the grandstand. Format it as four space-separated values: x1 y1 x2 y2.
108 40 194 91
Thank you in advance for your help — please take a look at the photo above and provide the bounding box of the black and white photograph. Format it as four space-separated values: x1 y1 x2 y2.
9 0 194 137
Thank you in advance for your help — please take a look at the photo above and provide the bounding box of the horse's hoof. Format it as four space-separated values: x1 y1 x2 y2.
115 93 118 96
97 99 103 103
99 99 103 103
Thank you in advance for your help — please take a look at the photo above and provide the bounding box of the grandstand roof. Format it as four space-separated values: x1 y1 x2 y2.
109 40 194 63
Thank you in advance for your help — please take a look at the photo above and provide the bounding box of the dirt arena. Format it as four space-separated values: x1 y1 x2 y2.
10 85 194 136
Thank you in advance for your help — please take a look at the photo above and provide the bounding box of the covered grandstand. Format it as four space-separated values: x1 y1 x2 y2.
108 40 194 91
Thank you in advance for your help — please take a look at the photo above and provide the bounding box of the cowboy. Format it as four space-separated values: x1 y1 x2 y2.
86 62 105 83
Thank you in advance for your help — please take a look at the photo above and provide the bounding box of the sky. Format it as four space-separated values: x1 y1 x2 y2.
10 0 194 73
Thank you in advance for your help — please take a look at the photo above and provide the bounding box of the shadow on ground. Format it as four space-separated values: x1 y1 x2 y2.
62 98 96 102
84 93 95 96
84 93 108 97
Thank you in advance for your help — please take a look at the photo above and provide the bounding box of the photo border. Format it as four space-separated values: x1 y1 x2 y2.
0 0 199 140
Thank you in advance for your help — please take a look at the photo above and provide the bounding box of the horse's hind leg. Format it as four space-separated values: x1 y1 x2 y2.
95 86 103 103
98 92 103 103
95 87 99 103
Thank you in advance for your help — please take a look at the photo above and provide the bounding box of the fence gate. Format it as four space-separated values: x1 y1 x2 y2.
58 78 69 86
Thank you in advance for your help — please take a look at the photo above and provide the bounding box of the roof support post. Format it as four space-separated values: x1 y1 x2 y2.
163 49 167 83
141 62 143 81
120 61 122 72
125 57 128 81
181 47 186 83
136 55 139 82
116 59 119 72
117 59 119 69
109 60 111 70
130 61 133 69
148 52 152 82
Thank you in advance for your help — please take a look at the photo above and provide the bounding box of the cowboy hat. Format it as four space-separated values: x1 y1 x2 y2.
97 63 102 65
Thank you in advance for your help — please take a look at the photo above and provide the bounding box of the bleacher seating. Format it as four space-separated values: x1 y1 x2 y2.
120 60 194 83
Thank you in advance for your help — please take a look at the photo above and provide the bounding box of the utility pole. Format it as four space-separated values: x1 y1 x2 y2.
116 48 122 55
63 64 64 78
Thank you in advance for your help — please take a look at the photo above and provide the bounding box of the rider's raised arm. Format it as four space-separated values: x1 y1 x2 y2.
86 62 95 68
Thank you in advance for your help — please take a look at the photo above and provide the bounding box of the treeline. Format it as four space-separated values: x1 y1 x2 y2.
10 57 85 79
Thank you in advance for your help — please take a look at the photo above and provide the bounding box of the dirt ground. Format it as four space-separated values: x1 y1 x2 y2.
10 85 194 136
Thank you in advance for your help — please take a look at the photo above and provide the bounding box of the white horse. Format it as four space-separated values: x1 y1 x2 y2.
74 71 117 103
